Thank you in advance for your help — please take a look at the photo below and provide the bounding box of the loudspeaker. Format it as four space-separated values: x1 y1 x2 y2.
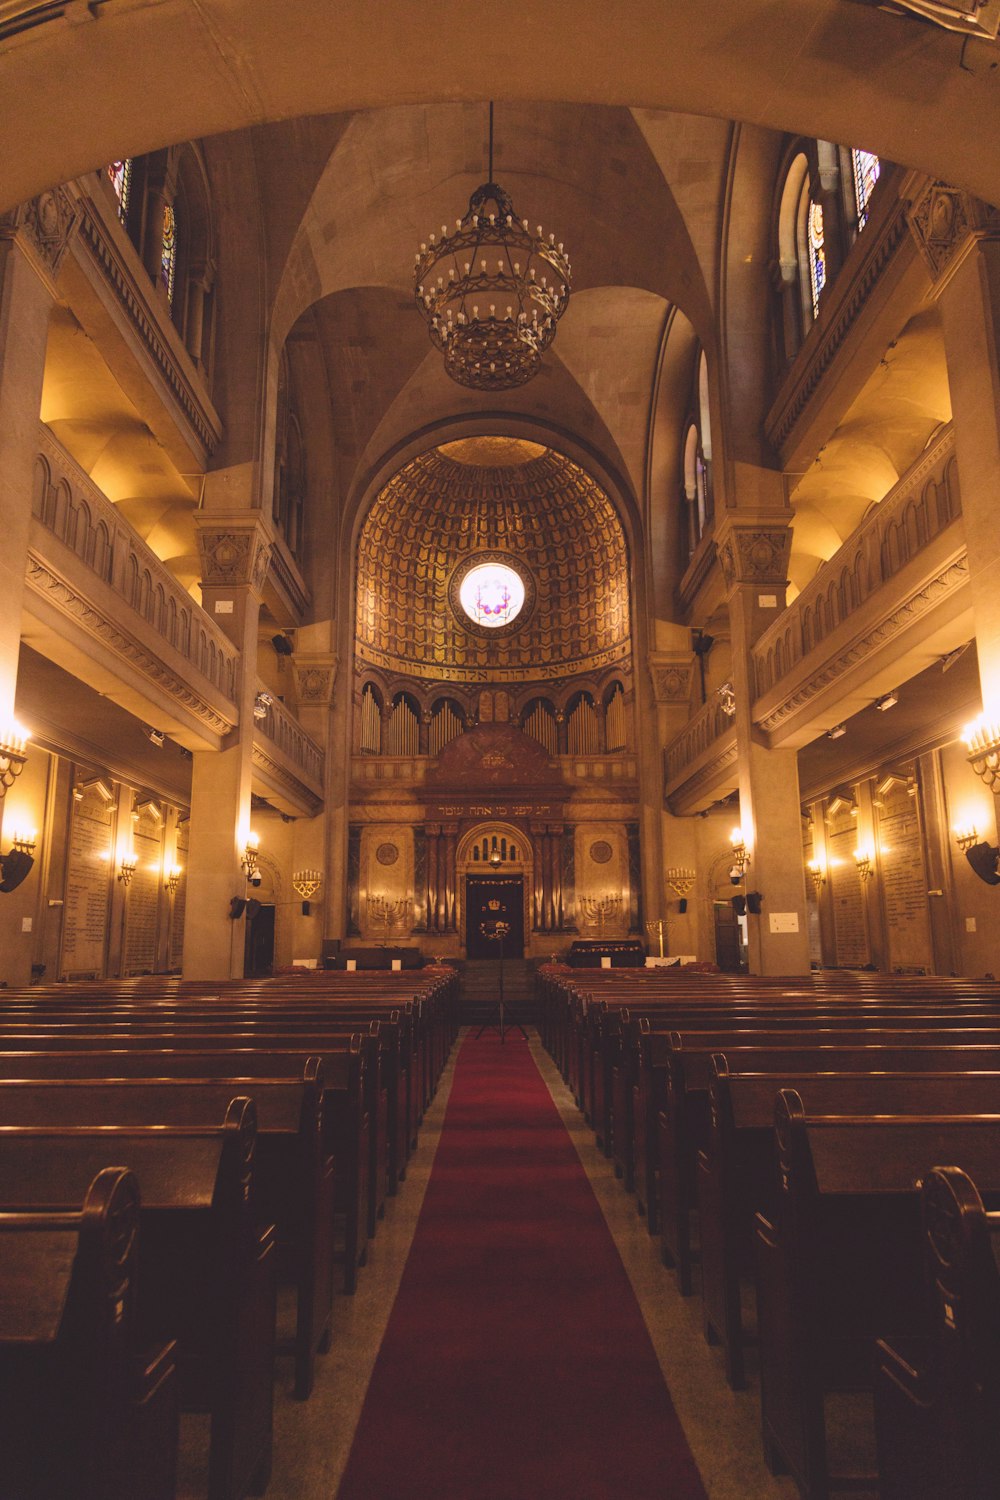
229 897 247 919
0 850 33 894
966 842 1000 886
747 891 763 914
678 897 688 914
731 895 746 916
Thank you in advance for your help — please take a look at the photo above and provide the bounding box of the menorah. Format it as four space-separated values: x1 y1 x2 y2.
367 893 410 941
580 893 621 935
644 918 668 958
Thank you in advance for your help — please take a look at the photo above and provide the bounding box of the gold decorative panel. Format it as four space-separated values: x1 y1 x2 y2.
356 446 630 684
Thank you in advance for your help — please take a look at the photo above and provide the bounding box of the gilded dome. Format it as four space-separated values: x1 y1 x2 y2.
355 445 630 684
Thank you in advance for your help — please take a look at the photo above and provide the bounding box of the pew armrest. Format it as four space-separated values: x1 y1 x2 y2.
876 1336 932 1403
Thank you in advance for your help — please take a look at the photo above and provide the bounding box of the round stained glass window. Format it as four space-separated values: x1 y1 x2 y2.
458 562 526 629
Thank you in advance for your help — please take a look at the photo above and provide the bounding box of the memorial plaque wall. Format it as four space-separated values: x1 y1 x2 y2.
123 804 162 976
61 784 113 978
876 777 933 973
828 803 870 967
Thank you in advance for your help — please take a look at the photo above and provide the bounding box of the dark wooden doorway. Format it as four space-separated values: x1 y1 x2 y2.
244 904 276 977
713 900 743 973
465 877 524 959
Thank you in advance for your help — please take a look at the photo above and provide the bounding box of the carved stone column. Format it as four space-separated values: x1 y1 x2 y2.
291 651 337 962
442 824 458 932
0 188 78 761
717 505 811 974
183 511 272 980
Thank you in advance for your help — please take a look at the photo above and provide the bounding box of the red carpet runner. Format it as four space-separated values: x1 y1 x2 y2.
337 1035 707 1499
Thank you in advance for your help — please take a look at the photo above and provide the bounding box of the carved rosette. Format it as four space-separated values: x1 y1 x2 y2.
647 653 694 706
716 521 792 592
196 518 273 596
0 186 80 290
908 180 1000 287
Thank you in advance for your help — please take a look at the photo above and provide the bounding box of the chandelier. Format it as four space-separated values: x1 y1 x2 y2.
413 105 572 391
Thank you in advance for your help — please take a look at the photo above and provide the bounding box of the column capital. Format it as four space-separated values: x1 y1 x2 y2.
647 650 694 707
195 512 273 596
714 512 793 594
0 186 80 295
906 176 1000 292
292 653 338 709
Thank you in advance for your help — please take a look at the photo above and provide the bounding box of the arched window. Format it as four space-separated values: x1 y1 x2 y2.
805 197 827 319
160 200 178 307
681 345 714 560
107 160 132 224
273 352 306 558
851 148 881 232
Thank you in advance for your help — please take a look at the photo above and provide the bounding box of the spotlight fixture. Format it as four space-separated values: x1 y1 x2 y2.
253 692 273 722
827 723 847 740
144 727 165 747
271 634 294 657
241 832 260 880
874 691 898 712
413 102 571 391
854 848 874 882
0 720 30 797
962 715 1000 792
117 852 138 887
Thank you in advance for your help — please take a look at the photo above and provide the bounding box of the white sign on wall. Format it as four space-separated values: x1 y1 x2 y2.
769 911 800 934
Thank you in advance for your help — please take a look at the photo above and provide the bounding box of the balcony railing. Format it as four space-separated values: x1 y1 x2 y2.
752 424 960 701
254 687 324 793
32 425 238 707
664 695 735 788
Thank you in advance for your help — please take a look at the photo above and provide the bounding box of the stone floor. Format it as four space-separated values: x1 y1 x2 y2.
178 1031 872 1498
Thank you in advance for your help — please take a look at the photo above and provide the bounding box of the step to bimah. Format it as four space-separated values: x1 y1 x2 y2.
457 959 538 1026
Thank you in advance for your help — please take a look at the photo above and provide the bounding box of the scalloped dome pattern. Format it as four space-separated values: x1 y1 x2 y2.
356 446 630 684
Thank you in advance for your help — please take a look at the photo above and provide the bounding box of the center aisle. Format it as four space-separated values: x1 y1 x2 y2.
337 1033 707 1499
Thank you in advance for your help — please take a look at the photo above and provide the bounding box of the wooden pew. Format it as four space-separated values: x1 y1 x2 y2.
0 1165 177 1500
699 1062 1000 1390
0 1067 332 1400
874 1163 1000 1500
754 1091 1000 1500
0 1042 369 1297
0 1100 275 1500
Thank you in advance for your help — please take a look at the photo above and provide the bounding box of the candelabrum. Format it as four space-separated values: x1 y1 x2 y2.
0 721 29 797
962 715 1000 792
806 859 827 894
580 893 621 935
117 852 138 887
292 869 323 902
164 864 182 894
854 848 874 882
644 918 667 958
729 827 750 879
241 832 260 880
665 867 696 898
953 825 980 854
368 893 409 941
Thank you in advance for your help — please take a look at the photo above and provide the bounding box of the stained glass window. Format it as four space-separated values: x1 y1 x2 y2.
107 160 132 224
458 562 525 628
852 149 881 232
808 200 827 318
160 202 177 306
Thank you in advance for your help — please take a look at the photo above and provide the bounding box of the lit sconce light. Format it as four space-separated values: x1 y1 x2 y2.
9 828 36 855
854 847 874 882
117 852 138 887
0 826 37 894
729 827 750 879
241 832 260 880
165 864 182 894
807 858 826 893
827 723 847 740
953 823 980 853
0 720 30 796
874 690 899 712
489 836 502 867
962 714 1000 792
253 691 273 722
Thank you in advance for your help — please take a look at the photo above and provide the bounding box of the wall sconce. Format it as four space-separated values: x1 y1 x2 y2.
729 827 750 878
854 847 874 882
962 715 1000 792
807 858 826 893
241 832 260 880
953 824 979 853
0 827 36 894
165 864 182 894
293 868 323 915
0 721 30 797
253 691 273 722
117 852 138 886
665 866 696 897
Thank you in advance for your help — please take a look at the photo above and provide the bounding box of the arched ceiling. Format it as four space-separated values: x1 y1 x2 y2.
3 2 1000 214
355 444 631 685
